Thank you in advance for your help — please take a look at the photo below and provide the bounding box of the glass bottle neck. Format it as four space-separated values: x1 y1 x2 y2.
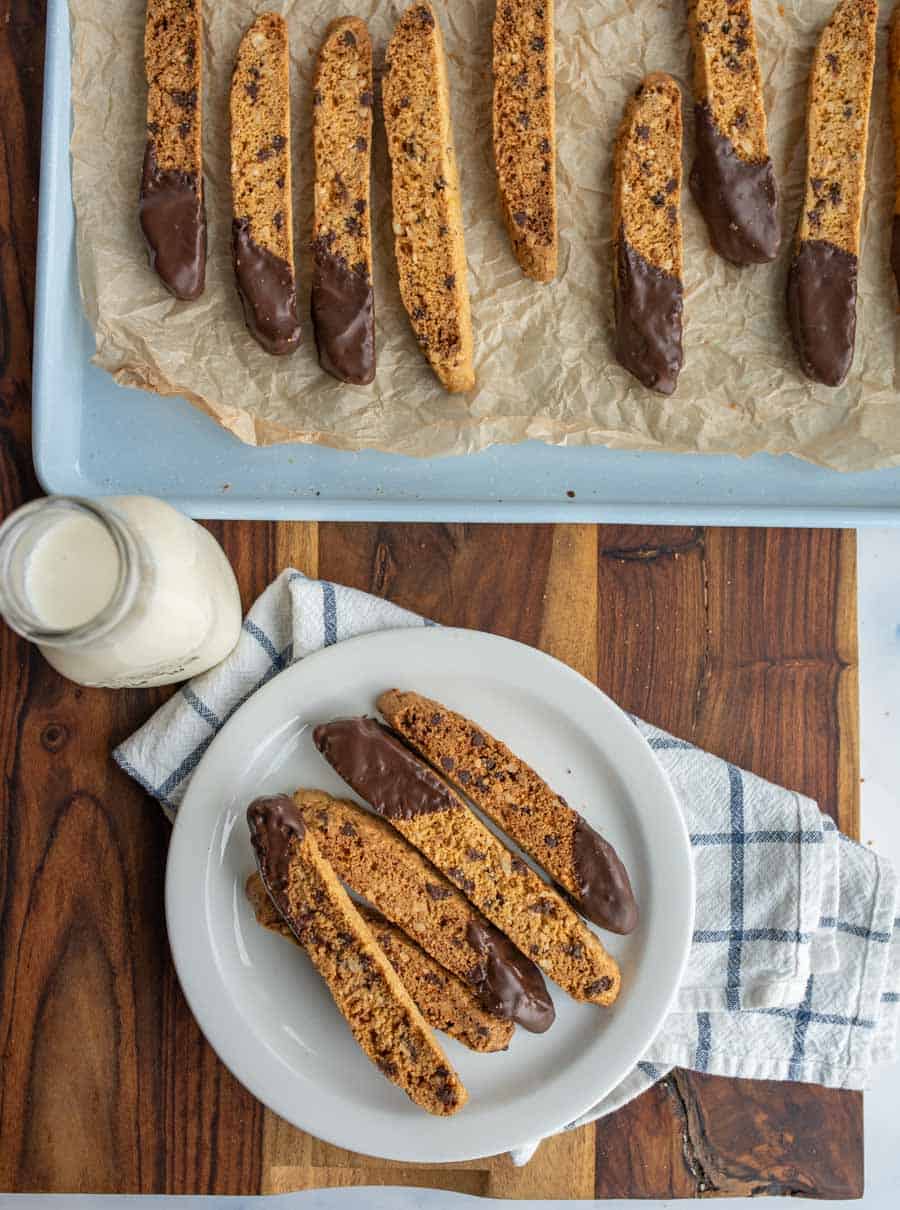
0 497 142 647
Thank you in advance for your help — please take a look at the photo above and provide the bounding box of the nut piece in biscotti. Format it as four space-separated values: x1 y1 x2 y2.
247 871 513 1053
382 3 475 392
230 13 301 356
687 0 779 265
612 74 684 396
888 5 900 309
311 18 376 385
492 0 558 281
378 689 638 935
293 788 553 1032
247 795 466 1116
787 0 876 388
141 0 206 300
314 720 622 1008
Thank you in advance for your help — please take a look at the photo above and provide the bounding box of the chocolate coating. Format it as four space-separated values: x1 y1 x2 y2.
466 919 555 1033
313 718 458 819
689 104 780 266
312 245 375 385
787 238 858 388
232 218 301 355
614 231 683 395
247 794 306 894
892 215 900 305
571 819 638 934
139 141 207 301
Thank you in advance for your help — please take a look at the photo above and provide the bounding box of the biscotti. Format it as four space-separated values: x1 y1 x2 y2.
612 74 684 396
787 0 876 387
889 4 900 307
492 0 557 281
230 13 301 355
311 18 376 384
141 0 206 300
382 3 475 392
314 720 622 1007
293 788 553 1032
378 689 637 934
687 0 779 265
247 871 512 1052
247 795 466 1115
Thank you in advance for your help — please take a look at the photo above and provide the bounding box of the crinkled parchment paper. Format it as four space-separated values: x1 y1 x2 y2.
70 0 900 468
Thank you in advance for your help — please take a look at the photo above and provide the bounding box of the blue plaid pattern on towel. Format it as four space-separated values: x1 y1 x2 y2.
114 570 900 1165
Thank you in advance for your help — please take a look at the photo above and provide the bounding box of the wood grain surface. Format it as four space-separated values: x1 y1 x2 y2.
0 3 862 1200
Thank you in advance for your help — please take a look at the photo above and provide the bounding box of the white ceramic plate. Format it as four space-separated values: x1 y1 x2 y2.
165 627 693 1162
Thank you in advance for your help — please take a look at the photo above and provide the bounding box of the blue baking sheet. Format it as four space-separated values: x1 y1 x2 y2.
32 0 900 525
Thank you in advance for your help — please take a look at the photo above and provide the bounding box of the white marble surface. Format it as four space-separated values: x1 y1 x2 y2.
2 531 898 1209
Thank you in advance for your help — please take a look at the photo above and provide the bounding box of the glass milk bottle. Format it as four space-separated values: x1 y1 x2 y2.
0 496 242 688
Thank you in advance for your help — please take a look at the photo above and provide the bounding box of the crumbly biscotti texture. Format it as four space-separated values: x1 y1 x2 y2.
688 0 768 162
795 0 876 255
292 789 553 1032
311 18 376 384
247 871 512 1052
611 74 684 396
888 4 900 305
382 3 475 392
231 13 293 262
145 0 202 175
492 0 557 281
378 690 638 934
314 722 621 1007
247 796 466 1116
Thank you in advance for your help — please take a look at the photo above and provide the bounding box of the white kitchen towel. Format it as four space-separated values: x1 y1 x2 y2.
114 570 900 1164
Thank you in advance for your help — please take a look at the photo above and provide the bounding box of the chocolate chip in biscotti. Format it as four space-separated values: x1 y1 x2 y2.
313 719 622 1008
787 0 876 387
493 0 558 281
378 689 638 934
141 0 206 300
611 74 684 396
382 3 475 392
687 0 779 265
230 13 301 355
311 18 375 385
291 787 554 1033
888 5 900 310
246 871 513 1053
246 795 466 1116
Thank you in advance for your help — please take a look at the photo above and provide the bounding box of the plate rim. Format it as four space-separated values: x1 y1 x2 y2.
165 626 695 1162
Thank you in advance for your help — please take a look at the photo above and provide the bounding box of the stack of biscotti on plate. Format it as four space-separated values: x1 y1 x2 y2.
246 690 637 1115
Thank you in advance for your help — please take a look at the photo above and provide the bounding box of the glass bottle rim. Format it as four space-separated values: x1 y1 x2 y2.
0 496 141 646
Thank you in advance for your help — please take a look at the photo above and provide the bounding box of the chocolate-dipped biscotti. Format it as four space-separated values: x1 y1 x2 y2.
787 0 876 387
492 0 558 281
141 0 206 300
889 4 900 307
247 871 513 1052
314 720 622 1008
382 3 475 392
247 795 466 1115
378 690 637 934
612 74 684 396
311 18 376 384
293 788 553 1032
230 13 301 355
687 0 779 265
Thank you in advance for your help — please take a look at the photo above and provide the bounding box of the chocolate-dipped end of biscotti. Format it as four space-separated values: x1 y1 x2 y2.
232 219 301 355
787 238 857 388
614 228 683 396
571 818 638 934
311 240 375 385
892 216 900 308
313 718 555 1032
247 793 307 901
140 141 207 301
689 103 779 266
